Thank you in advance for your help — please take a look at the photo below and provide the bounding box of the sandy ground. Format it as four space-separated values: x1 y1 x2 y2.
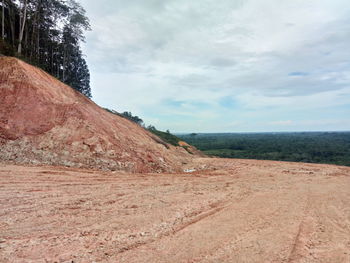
0 158 349 263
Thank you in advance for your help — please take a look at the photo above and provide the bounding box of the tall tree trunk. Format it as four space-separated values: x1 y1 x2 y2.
1 0 4 40
31 0 41 61
63 47 66 81
36 25 39 60
18 0 21 40
24 22 28 56
17 0 28 55
56 47 60 78
8 1 15 46
30 3 39 60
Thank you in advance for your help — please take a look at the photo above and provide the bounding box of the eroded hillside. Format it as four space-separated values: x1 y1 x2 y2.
0 57 196 173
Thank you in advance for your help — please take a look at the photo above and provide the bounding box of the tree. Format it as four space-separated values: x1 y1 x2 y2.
147 125 156 131
60 0 91 95
121 112 144 126
17 0 28 55
1 0 4 40
0 0 91 97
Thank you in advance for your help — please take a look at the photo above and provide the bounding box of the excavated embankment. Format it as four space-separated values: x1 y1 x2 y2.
0 57 195 172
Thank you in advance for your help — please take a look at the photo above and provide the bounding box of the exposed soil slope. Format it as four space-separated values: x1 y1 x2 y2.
0 57 194 172
0 159 349 262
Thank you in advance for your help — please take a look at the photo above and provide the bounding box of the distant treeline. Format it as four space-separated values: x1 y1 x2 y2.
179 132 350 166
0 0 91 97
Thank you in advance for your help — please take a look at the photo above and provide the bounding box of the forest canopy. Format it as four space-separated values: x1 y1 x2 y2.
0 0 91 97
179 132 350 166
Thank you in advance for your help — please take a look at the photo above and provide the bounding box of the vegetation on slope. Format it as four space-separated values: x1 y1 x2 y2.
104 109 144 126
104 108 181 146
146 126 181 146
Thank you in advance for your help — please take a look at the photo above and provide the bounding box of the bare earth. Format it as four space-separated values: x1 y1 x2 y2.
0 57 198 173
0 158 349 263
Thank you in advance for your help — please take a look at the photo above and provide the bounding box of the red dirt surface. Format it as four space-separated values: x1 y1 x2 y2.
0 57 195 173
0 159 349 262
1 56 350 262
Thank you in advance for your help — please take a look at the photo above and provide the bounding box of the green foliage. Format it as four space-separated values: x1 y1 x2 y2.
120 111 144 126
147 126 181 146
0 39 15 56
0 0 91 97
103 108 119 115
179 132 350 166
103 108 181 147
104 108 144 126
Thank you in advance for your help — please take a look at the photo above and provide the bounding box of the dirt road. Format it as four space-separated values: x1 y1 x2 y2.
1 158 349 262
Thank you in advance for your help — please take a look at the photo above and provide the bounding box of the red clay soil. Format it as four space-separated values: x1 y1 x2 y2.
0 159 349 262
1 56 349 263
0 57 195 173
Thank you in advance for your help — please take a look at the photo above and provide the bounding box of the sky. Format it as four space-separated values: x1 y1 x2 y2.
80 0 350 133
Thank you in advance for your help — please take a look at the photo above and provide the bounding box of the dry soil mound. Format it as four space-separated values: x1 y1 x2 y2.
0 57 194 172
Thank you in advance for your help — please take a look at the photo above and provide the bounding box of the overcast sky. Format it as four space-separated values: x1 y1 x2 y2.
80 0 350 133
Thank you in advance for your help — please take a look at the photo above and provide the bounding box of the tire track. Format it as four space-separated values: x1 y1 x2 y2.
116 200 232 255
287 190 313 262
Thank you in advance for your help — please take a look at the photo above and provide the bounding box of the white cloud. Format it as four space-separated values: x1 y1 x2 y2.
81 0 350 132
269 120 293 126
